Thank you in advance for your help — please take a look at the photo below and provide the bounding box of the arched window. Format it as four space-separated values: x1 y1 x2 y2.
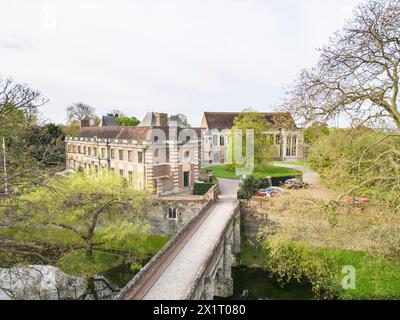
213 135 218 146
291 136 297 157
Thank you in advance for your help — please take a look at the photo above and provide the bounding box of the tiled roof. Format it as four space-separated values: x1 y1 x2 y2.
78 126 155 142
100 115 117 127
202 112 297 130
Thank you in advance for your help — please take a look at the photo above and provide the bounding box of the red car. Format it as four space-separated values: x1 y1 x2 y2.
348 197 369 205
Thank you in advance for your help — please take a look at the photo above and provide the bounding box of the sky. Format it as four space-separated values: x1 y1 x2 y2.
0 0 363 127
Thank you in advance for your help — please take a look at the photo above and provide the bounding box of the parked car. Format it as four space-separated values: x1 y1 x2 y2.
348 197 369 205
257 187 285 198
284 178 310 190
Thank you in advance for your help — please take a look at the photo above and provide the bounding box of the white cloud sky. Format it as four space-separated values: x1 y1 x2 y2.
0 0 363 126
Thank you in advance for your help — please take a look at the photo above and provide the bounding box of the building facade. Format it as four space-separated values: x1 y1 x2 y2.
66 113 201 196
200 112 305 164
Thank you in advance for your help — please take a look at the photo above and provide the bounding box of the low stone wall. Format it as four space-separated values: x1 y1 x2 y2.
240 197 271 245
147 197 207 236
116 200 215 300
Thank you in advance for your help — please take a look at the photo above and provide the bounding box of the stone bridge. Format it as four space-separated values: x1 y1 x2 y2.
116 179 240 300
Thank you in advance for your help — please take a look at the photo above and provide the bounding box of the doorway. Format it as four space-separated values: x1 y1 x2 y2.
183 171 190 188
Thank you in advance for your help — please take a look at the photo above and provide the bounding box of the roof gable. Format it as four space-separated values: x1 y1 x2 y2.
202 112 297 130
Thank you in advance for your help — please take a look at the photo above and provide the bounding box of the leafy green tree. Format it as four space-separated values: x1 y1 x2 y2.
230 112 275 170
116 116 140 127
23 123 66 166
10 171 151 257
304 122 330 145
61 120 81 137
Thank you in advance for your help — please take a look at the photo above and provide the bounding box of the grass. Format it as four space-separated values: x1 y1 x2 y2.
58 250 124 276
315 248 400 300
202 165 302 180
263 240 400 300
0 227 169 255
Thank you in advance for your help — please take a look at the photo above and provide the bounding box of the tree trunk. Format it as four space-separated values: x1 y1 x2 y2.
86 239 93 257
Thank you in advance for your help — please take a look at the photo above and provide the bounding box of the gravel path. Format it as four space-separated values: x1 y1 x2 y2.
143 179 239 300
273 162 320 185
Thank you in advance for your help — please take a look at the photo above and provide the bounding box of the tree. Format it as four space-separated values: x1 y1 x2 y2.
9 171 150 257
174 114 191 128
61 120 81 137
230 112 275 170
0 78 46 126
66 103 97 123
304 122 330 145
115 116 140 127
284 0 400 131
23 123 66 166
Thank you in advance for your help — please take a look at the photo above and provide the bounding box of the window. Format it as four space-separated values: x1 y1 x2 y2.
88 147 92 156
220 136 225 146
128 151 133 162
101 148 106 158
84 146 87 155
138 151 143 163
291 136 297 157
119 150 124 161
184 151 190 159
78 146 81 154
286 136 291 157
168 208 177 220
111 149 115 159
93 148 97 156
213 135 218 146
119 169 124 177
128 171 133 182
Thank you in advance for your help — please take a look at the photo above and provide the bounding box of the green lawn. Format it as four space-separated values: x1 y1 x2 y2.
58 250 124 276
202 165 302 180
263 240 400 300
0 227 169 254
316 249 400 300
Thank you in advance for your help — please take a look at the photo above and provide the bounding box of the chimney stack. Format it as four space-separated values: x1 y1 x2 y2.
156 113 168 127
80 119 90 128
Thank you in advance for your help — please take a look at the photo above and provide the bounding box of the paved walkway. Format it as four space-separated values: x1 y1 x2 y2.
273 162 320 185
143 179 239 300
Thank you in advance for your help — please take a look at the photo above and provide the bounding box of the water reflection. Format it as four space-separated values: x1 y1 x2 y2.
224 267 315 300
0 265 133 300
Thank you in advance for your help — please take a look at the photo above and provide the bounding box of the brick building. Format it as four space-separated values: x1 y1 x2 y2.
66 113 201 196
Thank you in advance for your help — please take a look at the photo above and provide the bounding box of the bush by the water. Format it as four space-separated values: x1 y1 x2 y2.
263 239 400 300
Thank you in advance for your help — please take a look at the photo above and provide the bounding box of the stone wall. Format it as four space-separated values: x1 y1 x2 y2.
240 197 272 245
147 197 207 236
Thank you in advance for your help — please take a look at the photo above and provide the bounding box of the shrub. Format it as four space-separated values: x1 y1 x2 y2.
237 176 263 200
193 179 217 196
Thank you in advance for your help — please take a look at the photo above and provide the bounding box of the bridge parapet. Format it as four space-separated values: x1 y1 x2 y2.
116 199 215 300
185 201 240 300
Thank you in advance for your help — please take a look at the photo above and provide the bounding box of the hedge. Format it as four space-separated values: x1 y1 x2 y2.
193 182 216 196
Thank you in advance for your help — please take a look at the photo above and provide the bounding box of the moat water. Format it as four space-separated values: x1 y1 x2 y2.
0 262 314 300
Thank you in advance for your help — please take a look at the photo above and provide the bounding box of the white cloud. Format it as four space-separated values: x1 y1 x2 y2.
0 0 363 126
